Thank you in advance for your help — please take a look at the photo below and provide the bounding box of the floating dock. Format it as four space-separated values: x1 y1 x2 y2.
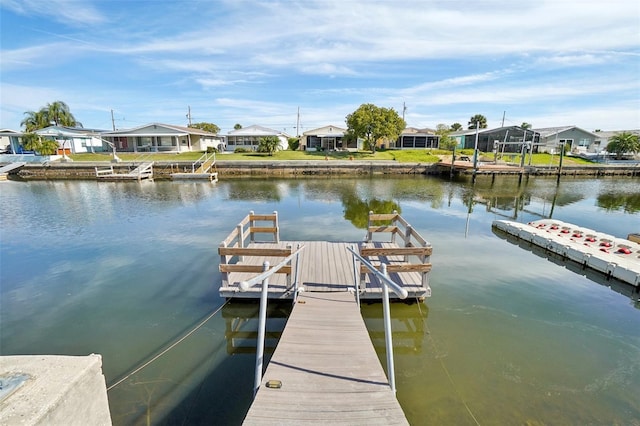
218 212 432 301
492 219 640 286
219 211 431 424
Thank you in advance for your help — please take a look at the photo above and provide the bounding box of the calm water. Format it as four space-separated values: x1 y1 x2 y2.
1 175 639 425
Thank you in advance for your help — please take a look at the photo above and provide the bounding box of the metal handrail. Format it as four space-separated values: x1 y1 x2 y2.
347 245 406 394
347 246 409 299
238 244 305 398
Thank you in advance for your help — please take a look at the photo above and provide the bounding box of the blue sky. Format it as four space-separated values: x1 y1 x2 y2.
1 0 639 135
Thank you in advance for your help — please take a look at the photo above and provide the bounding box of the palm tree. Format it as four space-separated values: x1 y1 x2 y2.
450 122 463 131
257 136 280 156
521 122 532 129
46 101 81 127
21 110 49 132
606 131 640 160
468 114 487 129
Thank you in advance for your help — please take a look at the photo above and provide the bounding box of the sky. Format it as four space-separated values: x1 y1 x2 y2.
1 0 639 135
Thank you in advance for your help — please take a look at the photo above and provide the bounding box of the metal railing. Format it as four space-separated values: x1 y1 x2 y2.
347 245 407 394
238 244 306 398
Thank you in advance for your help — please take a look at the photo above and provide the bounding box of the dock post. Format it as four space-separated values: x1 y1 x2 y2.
253 261 270 398
381 264 397 393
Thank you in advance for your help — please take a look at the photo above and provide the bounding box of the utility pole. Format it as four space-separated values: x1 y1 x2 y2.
110 109 116 131
501 111 506 127
296 107 300 137
402 102 407 121
186 106 192 126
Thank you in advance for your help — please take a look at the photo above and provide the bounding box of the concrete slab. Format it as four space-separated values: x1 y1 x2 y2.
0 354 112 425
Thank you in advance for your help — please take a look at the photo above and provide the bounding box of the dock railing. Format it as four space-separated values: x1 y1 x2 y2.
348 246 407 393
363 210 432 292
237 244 306 398
219 211 287 289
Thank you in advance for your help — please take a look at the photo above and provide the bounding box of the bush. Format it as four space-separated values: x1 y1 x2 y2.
234 147 251 153
206 146 218 153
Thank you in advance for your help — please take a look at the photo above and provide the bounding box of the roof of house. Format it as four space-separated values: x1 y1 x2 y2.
533 126 599 138
401 127 436 135
228 124 288 137
303 125 347 137
101 123 220 137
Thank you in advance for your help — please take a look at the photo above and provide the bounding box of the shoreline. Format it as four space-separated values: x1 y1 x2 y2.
4 159 640 180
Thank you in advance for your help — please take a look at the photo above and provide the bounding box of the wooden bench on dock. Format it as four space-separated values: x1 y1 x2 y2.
218 211 432 301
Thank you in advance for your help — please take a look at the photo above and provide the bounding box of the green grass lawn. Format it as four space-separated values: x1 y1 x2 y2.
69 149 596 165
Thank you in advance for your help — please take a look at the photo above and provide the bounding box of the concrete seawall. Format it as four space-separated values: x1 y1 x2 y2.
5 160 640 180
0 355 112 425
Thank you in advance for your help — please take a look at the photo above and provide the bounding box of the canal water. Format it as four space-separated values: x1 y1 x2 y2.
1 175 639 425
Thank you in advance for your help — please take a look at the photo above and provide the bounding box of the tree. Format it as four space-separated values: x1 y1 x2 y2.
234 123 242 130
521 122 532 129
468 114 487 130
450 122 463 131
21 110 49 132
20 101 81 131
606 131 640 160
21 133 59 155
287 137 300 151
257 136 280 156
46 101 80 127
345 103 405 153
189 122 220 134
435 124 456 151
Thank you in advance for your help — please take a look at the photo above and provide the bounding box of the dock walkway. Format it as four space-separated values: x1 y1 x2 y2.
219 211 431 424
243 291 408 425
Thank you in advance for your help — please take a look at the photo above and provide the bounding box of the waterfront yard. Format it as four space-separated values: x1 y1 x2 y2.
69 149 597 166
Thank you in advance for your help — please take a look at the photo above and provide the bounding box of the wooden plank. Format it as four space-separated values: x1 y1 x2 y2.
368 225 398 234
250 226 278 234
219 247 292 257
360 246 433 256
220 264 292 274
360 263 432 274
243 292 408 425
250 214 277 221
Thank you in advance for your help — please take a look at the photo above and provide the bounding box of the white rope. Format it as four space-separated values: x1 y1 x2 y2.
107 300 229 391
419 301 481 426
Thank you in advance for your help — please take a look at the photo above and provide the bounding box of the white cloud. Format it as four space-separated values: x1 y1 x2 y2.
1 0 106 25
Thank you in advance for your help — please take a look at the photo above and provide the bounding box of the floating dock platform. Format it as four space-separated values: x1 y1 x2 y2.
492 219 640 286
218 212 432 301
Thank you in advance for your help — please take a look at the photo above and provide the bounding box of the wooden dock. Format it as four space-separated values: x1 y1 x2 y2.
243 291 408 425
218 211 432 424
219 212 432 301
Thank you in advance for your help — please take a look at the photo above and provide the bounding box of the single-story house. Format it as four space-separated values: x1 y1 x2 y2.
393 127 439 150
590 129 640 155
225 125 289 152
101 123 224 153
451 126 540 153
0 129 22 154
34 126 106 154
301 125 361 151
534 126 600 155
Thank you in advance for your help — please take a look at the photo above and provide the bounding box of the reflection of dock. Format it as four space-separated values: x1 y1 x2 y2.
492 220 640 301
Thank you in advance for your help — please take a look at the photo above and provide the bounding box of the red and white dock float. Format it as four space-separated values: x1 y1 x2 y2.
492 219 640 287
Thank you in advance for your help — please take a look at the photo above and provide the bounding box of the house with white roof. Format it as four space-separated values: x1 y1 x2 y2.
225 125 289 152
0 129 22 154
534 126 600 155
101 123 223 153
34 126 106 155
